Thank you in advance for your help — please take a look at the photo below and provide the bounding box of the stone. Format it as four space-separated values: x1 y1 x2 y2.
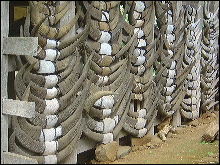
117 146 131 159
95 141 118 162
202 121 219 142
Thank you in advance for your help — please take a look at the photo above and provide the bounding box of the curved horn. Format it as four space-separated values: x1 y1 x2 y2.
56 12 79 39
55 55 73 71
55 1 69 14
58 79 91 123
57 24 89 50
115 30 138 59
112 96 131 137
109 64 128 92
57 120 82 151
84 91 118 113
175 59 196 86
57 25 89 60
81 118 105 142
29 1 44 26
23 61 38 84
57 56 82 95
58 55 78 82
31 15 49 37
89 107 111 119
52 4 71 25
35 12 79 40
27 111 50 128
24 55 40 70
21 83 31 101
9 132 44 164
90 60 103 75
83 1 102 21
23 6 30 37
180 109 199 120
123 121 147 138
14 63 28 100
111 74 134 116
58 55 93 110
106 62 127 85
12 116 45 154
17 117 42 140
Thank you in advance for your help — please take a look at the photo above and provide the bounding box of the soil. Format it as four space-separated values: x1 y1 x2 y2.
90 111 219 164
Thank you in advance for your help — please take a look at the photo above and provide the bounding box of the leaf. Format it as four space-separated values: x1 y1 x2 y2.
125 14 129 23
208 152 214 155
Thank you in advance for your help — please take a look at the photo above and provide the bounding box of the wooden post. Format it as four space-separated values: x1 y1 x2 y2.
171 109 181 128
1 2 10 164
147 123 154 135
58 1 77 163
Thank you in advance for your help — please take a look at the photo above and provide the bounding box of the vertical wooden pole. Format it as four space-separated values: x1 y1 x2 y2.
137 100 141 111
1 1 9 164
170 1 183 128
171 109 181 128
147 123 154 135
58 1 77 163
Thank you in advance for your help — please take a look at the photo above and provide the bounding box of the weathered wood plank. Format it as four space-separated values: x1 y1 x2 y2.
2 152 38 164
2 37 38 56
2 99 35 118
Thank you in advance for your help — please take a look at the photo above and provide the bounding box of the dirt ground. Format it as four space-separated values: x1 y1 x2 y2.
91 110 219 164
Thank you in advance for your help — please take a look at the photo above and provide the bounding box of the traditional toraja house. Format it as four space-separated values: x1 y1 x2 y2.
1 1 219 164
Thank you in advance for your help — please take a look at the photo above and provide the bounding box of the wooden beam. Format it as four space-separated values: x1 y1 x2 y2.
2 99 35 118
2 152 38 164
10 1 29 7
2 37 38 56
